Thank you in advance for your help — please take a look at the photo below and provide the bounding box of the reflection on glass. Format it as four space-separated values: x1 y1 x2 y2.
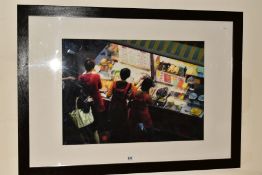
49 58 61 72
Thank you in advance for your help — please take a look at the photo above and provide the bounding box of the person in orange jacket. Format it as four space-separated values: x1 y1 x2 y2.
107 68 136 143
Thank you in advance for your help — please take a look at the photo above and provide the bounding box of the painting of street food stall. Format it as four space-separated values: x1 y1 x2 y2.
62 39 204 145
18 5 242 175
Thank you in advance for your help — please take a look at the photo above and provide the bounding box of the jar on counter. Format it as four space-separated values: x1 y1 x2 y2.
187 76 195 91
188 92 198 106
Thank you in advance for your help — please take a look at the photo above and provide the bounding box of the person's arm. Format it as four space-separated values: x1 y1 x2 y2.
106 82 114 97
62 76 76 81
78 74 82 81
96 74 102 89
135 79 143 89
146 94 153 105
128 84 137 99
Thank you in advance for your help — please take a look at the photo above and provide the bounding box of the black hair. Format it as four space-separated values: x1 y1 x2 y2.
141 78 154 92
84 59 95 72
120 68 131 80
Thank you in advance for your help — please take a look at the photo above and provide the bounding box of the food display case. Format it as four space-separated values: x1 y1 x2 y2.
151 54 204 118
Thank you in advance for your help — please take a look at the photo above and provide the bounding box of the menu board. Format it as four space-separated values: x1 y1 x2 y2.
118 45 151 70
155 70 186 91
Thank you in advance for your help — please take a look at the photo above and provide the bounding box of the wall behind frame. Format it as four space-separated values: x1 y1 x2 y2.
0 0 261 175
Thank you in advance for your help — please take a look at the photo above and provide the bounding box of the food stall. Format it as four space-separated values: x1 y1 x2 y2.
94 40 204 140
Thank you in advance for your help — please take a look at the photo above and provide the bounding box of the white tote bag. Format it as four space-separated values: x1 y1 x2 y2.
69 97 94 128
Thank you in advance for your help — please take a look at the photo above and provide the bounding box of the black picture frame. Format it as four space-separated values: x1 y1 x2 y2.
17 5 243 175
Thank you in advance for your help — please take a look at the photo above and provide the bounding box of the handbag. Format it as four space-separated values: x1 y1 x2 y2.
69 97 94 128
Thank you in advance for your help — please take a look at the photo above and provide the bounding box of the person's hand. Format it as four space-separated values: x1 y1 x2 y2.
111 56 119 62
135 79 143 88
149 87 156 96
140 73 150 80
68 76 76 80
62 76 76 81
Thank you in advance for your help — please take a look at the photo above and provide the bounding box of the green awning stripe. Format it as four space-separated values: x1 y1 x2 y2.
188 46 196 60
174 43 183 55
140 40 146 47
145 40 151 48
135 40 142 47
126 40 133 45
171 42 179 54
198 48 204 63
131 40 138 45
157 41 165 51
148 41 156 49
184 45 192 58
192 48 201 60
162 41 170 52
166 42 175 54
153 41 160 50
178 44 188 58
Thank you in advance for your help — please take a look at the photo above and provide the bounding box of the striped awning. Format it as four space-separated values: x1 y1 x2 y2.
111 40 204 66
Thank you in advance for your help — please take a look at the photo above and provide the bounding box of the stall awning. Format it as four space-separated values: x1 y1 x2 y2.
110 40 204 66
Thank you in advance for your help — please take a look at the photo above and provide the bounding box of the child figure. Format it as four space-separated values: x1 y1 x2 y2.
128 78 155 142
107 68 136 143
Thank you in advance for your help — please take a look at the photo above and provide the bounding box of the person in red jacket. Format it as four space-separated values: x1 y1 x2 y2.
78 59 105 143
128 78 155 142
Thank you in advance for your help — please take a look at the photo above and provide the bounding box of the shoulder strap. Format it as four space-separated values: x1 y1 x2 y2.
113 81 117 89
123 83 131 94
75 97 79 110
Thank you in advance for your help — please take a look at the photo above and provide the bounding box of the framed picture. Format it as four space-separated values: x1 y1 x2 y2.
17 5 243 175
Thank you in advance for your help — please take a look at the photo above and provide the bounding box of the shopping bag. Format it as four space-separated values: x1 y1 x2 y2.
69 97 94 128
